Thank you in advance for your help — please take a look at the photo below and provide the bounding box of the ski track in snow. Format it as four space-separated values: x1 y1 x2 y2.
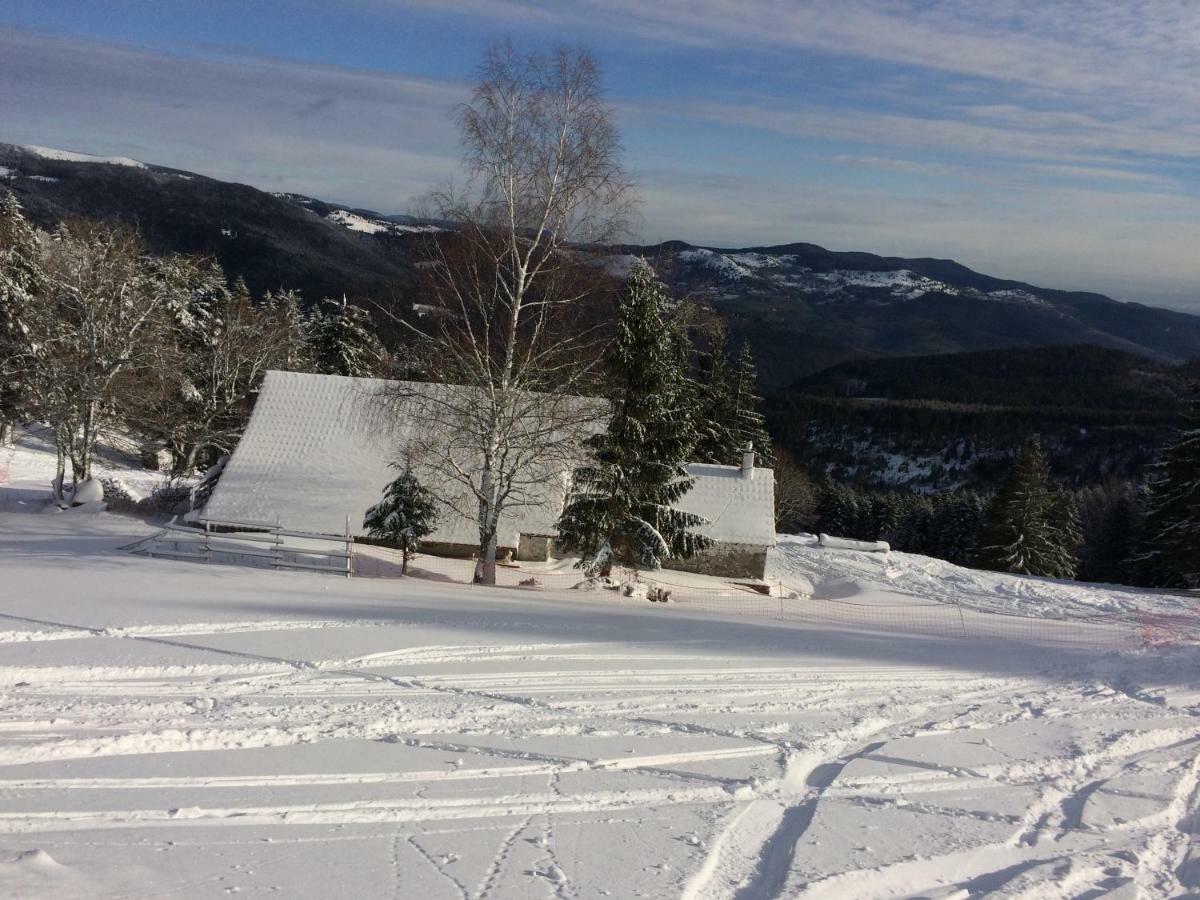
1 610 1196 897
0 462 1198 897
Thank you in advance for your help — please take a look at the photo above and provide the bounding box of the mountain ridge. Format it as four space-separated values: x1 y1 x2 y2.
2 141 1198 386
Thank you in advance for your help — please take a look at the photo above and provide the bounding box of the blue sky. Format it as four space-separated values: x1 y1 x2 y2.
3 1 1199 311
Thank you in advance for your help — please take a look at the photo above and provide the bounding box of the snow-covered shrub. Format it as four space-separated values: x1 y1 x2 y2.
100 476 144 514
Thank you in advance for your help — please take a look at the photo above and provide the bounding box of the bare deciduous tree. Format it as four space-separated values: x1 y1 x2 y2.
773 448 819 533
372 42 635 583
22 219 179 500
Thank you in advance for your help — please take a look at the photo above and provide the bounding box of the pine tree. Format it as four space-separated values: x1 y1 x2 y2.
1132 399 1200 588
363 468 439 574
899 494 937 556
557 262 709 573
690 327 739 465
729 341 775 469
817 482 862 538
264 289 313 371
977 437 1081 578
942 491 989 566
1075 479 1137 584
311 296 384 377
871 492 906 543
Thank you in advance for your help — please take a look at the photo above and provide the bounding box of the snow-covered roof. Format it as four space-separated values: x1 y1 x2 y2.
678 462 776 547
204 371 574 547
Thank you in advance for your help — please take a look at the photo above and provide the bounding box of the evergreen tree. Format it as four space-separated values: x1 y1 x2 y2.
363 468 439 574
691 333 774 469
557 262 709 573
690 327 739 465
729 341 775 469
264 289 313 371
168 276 297 471
311 296 384 377
871 493 906 543
817 482 862 538
977 437 1081 578
1132 399 1200 588
1075 479 1137 583
899 494 938 556
938 491 989 566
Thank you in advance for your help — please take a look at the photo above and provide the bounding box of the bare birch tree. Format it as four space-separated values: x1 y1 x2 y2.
372 42 634 583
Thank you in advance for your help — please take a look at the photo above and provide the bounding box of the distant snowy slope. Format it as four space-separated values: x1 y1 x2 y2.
21 144 146 168
327 208 389 234
326 207 442 236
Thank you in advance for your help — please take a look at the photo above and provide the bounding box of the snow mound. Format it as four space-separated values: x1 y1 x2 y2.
71 479 105 506
21 145 147 168
8 849 62 869
770 533 1197 621
818 533 890 553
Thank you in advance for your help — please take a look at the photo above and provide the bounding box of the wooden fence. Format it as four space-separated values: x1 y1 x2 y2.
144 517 353 578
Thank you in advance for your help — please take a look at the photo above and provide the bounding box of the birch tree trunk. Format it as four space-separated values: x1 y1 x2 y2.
370 42 633 585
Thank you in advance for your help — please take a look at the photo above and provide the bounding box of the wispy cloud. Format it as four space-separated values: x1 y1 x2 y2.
0 28 465 209
395 0 1200 104
3 8 1199 311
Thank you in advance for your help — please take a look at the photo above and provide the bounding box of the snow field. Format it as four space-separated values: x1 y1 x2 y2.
19 145 147 168
0 436 1198 897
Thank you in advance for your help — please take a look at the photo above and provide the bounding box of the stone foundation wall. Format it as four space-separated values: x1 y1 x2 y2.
419 541 483 560
666 542 769 580
516 534 555 562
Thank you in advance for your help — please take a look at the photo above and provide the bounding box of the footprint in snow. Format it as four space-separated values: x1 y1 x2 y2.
528 864 566 883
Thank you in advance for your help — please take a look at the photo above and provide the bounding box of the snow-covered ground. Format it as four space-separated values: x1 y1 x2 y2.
326 208 443 236
19 145 147 169
1 437 1198 898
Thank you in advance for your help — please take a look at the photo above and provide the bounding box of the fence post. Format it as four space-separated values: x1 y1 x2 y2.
345 514 353 579
955 598 969 639
204 520 211 563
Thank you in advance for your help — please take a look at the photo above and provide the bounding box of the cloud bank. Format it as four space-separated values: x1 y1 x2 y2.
2 4 1199 311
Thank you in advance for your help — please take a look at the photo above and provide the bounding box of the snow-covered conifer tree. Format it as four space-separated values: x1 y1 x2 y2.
977 437 1081 578
146 270 294 473
1132 399 1200 587
557 262 709 573
729 341 775 469
363 468 439 574
264 289 313 372
312 296 384 378
690 330 739 465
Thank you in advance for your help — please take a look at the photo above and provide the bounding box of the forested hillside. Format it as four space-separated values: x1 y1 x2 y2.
5 142 1200 392
769 346 1193 492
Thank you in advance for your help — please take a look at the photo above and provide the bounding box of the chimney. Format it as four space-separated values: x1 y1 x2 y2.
741 442 754 480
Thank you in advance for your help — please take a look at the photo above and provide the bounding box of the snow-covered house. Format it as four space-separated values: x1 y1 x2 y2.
202 371 574 560
672 448 776 579
204 371 776 576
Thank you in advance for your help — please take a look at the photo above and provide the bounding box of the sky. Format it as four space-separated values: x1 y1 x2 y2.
2 1 1199 312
